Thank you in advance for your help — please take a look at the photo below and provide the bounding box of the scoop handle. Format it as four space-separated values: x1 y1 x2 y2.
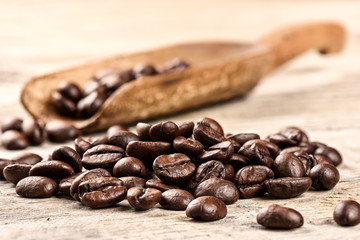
260 22 345 72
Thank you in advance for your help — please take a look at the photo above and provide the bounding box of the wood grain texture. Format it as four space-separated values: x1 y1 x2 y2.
1 0 360 239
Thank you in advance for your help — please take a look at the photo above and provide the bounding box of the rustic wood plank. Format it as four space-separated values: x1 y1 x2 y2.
1 0 360 239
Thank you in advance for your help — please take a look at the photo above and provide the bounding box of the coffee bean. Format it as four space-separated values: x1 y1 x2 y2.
133 64 158 78
160 189 194 210
58 82 82 102
193 123 226 148
186 196 227 221
136 122 152 141
78 177 127 208
228 133 260 146
197 117 224 136
173 136 204 157
107 130 140 149
70 168 111 201
266 133 297 149
153 153 195 184
0 159 13 179
280 126 309 145
273 152 306 178
3 164 32 184
194 178 239 205
144 178 179 192
29 160 75 181
314 154 334 166
21 118 46 145
178 121 194 138
107 124 128 137
82 80 106 97
149 121 180 142
16 176 57 198
51 91 77 116
333 200 360 226
224 164 234 181
58 172 83 196
196 149 229 164
228 153 249 172
314 145 342 166
163 58 190 72
77 90 107 118
264 177 312 198
119 69 136 83
239 141 273 167
310 163 339 190
294 151 317 176
234 165 274 198
1 130 29 150
82 144 124 171
119 176 146 189
256 204 303 229
98 72 126 96
46 120 81 143
89 135 109 146
126 141 171 168
1 117 23 133
52 146 82 172
127 187 162 210
74 137 93 157
186 160 226 193
208 141 234 161
113 157 146 178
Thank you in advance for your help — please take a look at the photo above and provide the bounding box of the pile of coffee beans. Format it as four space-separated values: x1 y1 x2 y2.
51 58 190 118
1 117 359 227
1 117 80 150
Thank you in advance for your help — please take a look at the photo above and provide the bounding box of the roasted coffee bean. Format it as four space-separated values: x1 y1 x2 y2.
78 177 127 208
127 187 162 210
242 139 280 159
108 130 140 149
149 121 180 142
160 189 194 210
194 178 239 205
126 141 171 168
279 126 309 145
77 90 107 118
82 144 124 171
314 145 342 166
0 159 13 179
82 80 107 97
228 153 249 172
178 121 194 138
153 153 195 184
193 123 226 148
239 141 273 167
98 72 126 95
234 165 274 198
107 124 128 137
196 149 229 164
224 164 234 181
1 117 23 133
163 58 190 72
280 144 315 154
119 69 136 83
314 154 334 165
173 136 203 157
74 137 93 157
93 69 119 81
16 176 57 198
186 160 226 192
1 130 29 150
52 146 82 172
46 120 81 142
197 117 224 136
228 133 260 146
133 64 158 78
208 141 234 161
113 157 146 178
3 164 32 184
70 168 111 201
58 81 82 102
266 133 297 149
58 172 83 196
13 151 40 165
310 163 339 190
119 176 146 189
136 122 152 141
21 118 46 145
294 151 317 176
273 152 306 178
257 204 304 229
186 196 227 221
51 91 77 116
29 160 74 181
89 135 108 146
333 200 360 226
264 177 312 198
144 178 178 192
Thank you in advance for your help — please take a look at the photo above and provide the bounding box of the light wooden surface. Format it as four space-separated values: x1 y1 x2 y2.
1 0 360 239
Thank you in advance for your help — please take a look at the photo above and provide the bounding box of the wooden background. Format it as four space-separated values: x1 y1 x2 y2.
1 0 360 239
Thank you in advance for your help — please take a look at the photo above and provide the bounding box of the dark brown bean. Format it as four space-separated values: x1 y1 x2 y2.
16 176 57 198
264 177 312 198
136 122 152 141
186 196 227 221
149 121 180 142
113 157 146 178
3 164 32 184
294 151 317 176
58 172 83 196
1 130 29 150
238 141 273 167
107 130 140 149
0 159 13 179
46 120 81 143
279 126 309 145
314 145 342 166
82 144 124 171
172 136 204 157
119 176 146 189
193 124 226 148
228 133 260 146
74 137 93 157
310 163 340 190
29 160 75 181
52 146 82 173
160 189 194 210
58 81 82 102
197 117 224 136
224 164 234 181
133 64 158 78
144 178 179 192
106 124 128 137
333 200 360 226
257 204 304 229
51 91 77 116
127 187 162 210
21 118 46 145
1 117 23 133
178 121 194 138
273 152 306 178
12 152 42 165
228 153 249 172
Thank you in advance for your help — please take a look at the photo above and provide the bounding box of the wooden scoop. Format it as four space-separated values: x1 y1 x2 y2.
21 22 345 133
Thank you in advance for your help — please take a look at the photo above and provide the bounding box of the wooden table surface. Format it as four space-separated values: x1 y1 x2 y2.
1 0 360 239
